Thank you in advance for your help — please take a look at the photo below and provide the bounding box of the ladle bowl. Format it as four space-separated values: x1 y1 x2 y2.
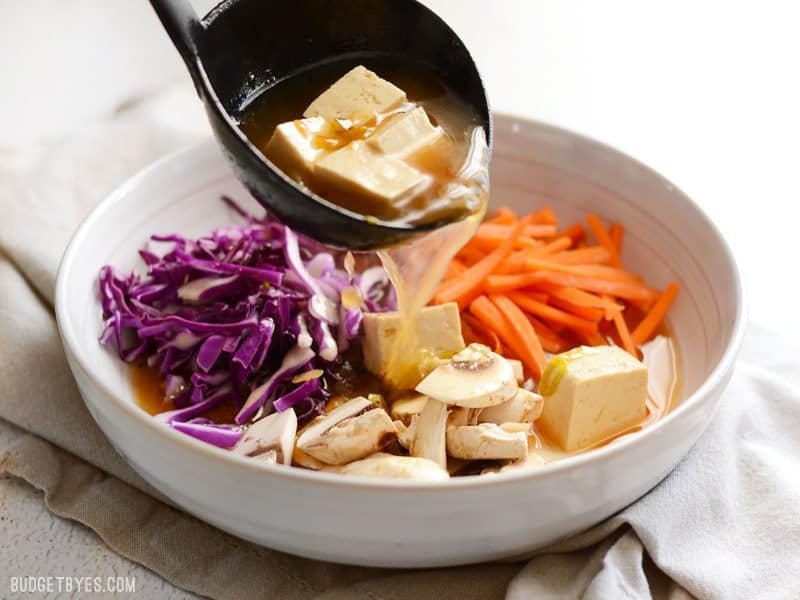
150 0 492 249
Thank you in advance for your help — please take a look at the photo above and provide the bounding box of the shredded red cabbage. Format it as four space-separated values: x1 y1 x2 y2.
99 196 394 448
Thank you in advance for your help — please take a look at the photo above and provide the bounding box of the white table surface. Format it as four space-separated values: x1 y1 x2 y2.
1 1 798 596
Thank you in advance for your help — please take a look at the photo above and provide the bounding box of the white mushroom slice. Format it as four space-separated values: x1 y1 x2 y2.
333 453 449 481
507 359 524 384
447 407 481 429
296 397 396 465
410 397 448 469
415 343 517 408
479 388 543 425
498 422 532 435
446 423 528 461
394 417 416 450
233 409 297 466
292 446 327 470
499 453 547 473
390 393 429 425
253 449 278 463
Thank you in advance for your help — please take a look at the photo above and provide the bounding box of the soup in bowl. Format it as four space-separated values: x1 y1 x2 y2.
55 115 744 566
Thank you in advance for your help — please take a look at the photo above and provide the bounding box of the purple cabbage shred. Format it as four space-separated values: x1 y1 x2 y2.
99 196 395 447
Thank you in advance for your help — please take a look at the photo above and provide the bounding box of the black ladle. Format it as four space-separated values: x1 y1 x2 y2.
149 0 491 250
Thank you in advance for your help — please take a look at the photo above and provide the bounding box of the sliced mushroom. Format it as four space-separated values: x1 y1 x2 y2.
507 359 524 384
415 343 517 408
498 422 532 435
333 453 449 481
253 449 278 463
292 445 327 470
479 388 543 425
232 408 297 466
446 423 528 461
390 393 429 425
296 397 396 465
394 417 416 450
410 397 448 469
447 406 481 428
485 452 547 474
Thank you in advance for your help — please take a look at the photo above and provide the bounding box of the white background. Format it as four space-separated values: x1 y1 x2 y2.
1 0 798 592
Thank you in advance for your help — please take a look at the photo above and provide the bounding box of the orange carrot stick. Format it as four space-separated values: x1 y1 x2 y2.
469 296 534 369
531 207 558 226
527 315 569 354
435 216 533 308
508 292 599 335
558 222 586 244
468 231 540 251
444 259 467 280
539 236 573 255
485 206 517 225
536 283 623 318
549 246 611 265
548 296 605 322
586 214 621 267
631 282 680 345
524 257 642 282
526 271 658 303
612 311 637 356
489 295 546 379
456 245 485 266
610 223 624 255
476 223 559 239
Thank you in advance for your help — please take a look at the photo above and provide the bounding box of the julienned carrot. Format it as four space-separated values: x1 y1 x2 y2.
558 223 586 244
488 295 546 378
493 239 565 275
548 295 604 322
540 236 573 255
527 315 569 354
476 223 558 239
632 282 680 345
586 214 621 267
531 207 558 225
508 292 599 335
536 283 623 318
485 272 545 293
612 310 637 356
469 296 535 371
456 245 485 266
549 246 611 266
461 313 503 353
444 259 467 280
435 216 533 308
526 271 658 303
524 257 642 282
485 206 517 225
434 206 677 379
467 230 540 251
578 328 608 346
610 223 624 255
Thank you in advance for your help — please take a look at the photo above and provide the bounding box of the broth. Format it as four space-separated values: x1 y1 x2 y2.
238 54 485 225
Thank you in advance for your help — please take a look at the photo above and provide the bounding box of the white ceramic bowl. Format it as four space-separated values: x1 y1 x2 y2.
55 115 745 568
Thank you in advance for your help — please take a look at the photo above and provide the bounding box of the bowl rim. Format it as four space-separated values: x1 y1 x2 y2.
55 114 747 491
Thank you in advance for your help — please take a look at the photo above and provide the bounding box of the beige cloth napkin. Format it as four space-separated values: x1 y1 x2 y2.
1 87 798 599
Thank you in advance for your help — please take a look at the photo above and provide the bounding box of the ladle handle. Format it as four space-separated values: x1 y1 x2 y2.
149 0 204 95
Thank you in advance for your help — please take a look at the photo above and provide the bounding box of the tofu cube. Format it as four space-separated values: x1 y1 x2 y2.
264 117 328 181
538 346 648 451
368 107 442 157
362 303 464 378
314 141 430 208
304 65 407 122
